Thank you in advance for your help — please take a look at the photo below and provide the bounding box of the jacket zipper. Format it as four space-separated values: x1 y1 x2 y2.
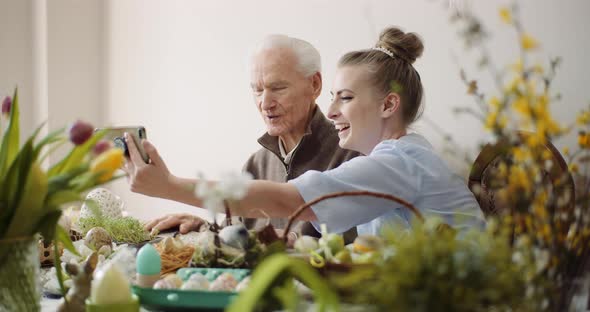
286 136 306 180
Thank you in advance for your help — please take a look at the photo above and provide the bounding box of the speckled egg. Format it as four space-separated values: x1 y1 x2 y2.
153 278 176 289
84 227 112 251
163 274 184 288
209 273 238 292
79 188 124 220
235 276 250 292
97 244 112 257
181 273 209 290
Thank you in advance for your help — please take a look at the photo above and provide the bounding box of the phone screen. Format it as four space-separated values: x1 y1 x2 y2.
95 126 150 163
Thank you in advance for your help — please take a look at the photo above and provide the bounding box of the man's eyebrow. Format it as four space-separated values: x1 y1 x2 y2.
267 80 289 88
251 80 289 89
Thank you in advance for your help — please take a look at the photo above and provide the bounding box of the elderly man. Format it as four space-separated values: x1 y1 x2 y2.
129 35 361 242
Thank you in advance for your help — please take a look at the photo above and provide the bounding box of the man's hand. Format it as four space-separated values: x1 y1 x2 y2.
122 133 173 198
145 213 207 234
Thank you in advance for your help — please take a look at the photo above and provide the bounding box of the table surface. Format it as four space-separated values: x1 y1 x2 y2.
41 297 151 312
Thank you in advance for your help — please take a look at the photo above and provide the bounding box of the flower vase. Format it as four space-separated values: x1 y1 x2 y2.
568 274 590 312
0 236 41 312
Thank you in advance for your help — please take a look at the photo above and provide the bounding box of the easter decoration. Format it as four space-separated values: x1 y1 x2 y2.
0 89 124 310
76 192 151 245
86 262 139 312
57 252 99 312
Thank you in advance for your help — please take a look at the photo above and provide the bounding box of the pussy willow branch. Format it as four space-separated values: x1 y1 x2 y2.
421 115 474 166
453 107 486 121
583 150 590 204
478 44 505 94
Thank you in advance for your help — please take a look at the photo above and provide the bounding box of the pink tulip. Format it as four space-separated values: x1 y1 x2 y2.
92 140 112 156
1 96 11 116
69 120 94 145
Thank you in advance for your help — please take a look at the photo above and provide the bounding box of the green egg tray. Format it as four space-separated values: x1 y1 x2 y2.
132 268 250 311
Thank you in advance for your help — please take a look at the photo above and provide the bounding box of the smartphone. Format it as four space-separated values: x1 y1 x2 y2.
95 126 150 163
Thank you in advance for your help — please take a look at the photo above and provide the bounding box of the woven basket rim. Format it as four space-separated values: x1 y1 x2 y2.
281 190 424 241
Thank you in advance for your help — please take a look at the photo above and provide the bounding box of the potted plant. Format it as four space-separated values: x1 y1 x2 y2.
0 89 124 311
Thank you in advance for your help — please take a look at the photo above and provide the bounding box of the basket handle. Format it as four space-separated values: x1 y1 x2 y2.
282 190 424 242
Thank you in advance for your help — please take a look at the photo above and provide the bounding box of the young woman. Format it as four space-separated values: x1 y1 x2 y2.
125 27 485 236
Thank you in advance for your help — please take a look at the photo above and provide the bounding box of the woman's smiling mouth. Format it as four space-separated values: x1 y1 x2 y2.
335 123 350 133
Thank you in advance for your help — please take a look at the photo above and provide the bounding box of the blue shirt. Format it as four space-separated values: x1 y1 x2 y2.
289 133 485 236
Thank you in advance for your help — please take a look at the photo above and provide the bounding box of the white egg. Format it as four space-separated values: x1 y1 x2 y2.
218 224 250 250
209 273 238 292
91 263 133 304
181 274 210 290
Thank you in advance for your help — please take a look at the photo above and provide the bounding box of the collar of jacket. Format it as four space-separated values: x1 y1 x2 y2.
256 104 331 155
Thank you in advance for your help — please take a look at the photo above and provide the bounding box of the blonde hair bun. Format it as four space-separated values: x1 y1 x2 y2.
376 27 424 64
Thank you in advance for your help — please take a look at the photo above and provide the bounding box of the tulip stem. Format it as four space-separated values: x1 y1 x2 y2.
0 115 4 140
38 138 67 164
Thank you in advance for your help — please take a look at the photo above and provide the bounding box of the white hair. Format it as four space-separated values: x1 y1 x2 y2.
250 34 321 77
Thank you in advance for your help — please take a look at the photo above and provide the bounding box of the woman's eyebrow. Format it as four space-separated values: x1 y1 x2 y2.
335 89 355 95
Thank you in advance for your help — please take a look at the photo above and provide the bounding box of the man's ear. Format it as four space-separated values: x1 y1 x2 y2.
310 72 322 100
382 92 401 118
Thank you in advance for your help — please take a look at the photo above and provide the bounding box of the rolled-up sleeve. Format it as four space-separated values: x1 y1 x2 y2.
289 155 419 234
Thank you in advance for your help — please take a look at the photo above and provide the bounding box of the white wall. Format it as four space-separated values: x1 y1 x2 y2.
104 0 590 221
46 0 105 160
0 0 34 138
0 0 105 161
2 0 589 222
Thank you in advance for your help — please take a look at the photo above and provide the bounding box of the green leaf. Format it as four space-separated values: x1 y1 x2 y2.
70 171 102 192
34 126 65 155
0 139 32 202
0 119 47 213
271 278 299 311
34 127 66 162
0 140 35 237
47 164 89 195
1 124 52 238
37 209 62 242
0 88 20 178
48 130 105 177
46 190 82 207
56 224 78 255
227 254 339 312
54 228 79 304
23 121 47 158
54 242 68 301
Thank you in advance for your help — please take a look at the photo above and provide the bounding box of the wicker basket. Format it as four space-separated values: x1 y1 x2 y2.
38 230 84 267
281 190 424 241
277 190 425 299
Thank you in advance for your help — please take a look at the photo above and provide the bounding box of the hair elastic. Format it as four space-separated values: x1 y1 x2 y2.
372 46 395 59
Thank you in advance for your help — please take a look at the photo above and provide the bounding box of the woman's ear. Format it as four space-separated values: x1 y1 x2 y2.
381 93 401 118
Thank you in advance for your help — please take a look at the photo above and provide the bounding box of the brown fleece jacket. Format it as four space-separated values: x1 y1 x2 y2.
243 105 361 243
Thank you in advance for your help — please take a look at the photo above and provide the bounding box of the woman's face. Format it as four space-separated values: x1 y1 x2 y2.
328 65 386 154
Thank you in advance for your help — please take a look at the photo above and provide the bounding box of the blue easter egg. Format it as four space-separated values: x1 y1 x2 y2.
136 244 161 275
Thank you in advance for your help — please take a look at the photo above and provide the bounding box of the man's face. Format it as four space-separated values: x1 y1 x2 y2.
250 47 317 138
